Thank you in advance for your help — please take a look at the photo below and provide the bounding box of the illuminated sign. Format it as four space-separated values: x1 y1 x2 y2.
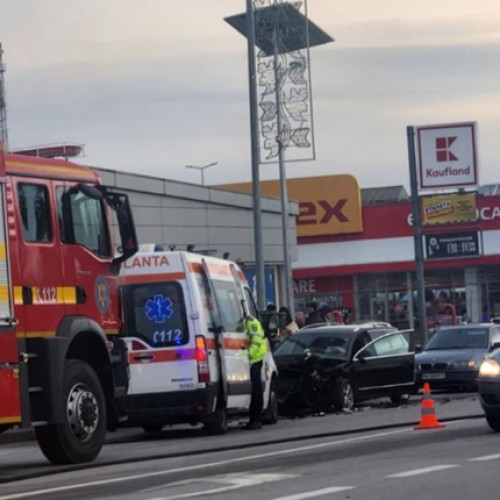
219 174 363 237
421 192 477 225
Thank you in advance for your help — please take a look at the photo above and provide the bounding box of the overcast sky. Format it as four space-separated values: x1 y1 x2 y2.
1 0 499 190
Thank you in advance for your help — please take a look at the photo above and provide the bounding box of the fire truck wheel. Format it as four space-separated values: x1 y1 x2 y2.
204 402 228 435
262 380 278 425
35 359 107 465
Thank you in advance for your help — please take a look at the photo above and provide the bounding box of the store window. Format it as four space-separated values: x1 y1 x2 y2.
293 277 345 322
356 272 409 328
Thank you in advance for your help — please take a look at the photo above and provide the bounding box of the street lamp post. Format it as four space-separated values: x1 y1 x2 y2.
185 162 218 186
225 1 333 313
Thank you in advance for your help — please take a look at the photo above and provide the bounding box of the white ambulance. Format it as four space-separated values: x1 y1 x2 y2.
118 249 278 434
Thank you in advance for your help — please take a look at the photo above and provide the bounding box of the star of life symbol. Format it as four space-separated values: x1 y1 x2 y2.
145 295 173 324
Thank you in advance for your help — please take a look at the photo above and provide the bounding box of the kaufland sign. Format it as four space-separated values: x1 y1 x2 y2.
416 122 478 190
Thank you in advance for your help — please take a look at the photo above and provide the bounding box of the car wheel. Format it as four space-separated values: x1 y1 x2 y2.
390 394 410 405
262 379 279 425
333 378 355 411
485 413 500 432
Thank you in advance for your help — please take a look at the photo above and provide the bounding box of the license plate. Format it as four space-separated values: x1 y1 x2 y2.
422 372 445 380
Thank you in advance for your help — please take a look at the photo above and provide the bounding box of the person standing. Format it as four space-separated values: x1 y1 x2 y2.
244 313 267 430
295 310 306 328
279 306 299 340
305 302 322 325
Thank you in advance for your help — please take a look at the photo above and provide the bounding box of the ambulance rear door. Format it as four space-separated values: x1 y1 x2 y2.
120 257 196 395
201 258 251 410
0 140 20 426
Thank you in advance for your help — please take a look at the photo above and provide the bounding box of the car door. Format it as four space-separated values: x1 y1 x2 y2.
352 331 415 398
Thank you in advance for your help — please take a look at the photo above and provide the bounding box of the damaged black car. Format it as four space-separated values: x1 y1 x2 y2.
274 325 416 413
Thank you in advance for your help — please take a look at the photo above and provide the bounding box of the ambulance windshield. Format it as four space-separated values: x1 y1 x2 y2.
122 282 189 347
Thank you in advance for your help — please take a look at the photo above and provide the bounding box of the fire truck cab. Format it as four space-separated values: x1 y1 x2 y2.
118 249 279 433
0 140 138 464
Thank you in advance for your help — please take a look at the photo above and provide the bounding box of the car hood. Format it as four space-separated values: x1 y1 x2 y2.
274 354 346 373
416 349 486 364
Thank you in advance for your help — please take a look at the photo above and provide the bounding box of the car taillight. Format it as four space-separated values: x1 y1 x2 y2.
196 335 210 384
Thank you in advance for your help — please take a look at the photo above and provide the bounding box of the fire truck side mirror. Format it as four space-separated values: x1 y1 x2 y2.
103 190 138 274
70 183 103 200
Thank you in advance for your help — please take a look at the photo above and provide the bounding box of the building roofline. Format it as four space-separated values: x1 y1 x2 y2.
93 166 299 215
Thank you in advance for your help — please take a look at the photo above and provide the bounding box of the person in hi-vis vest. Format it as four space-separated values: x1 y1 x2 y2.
243 313 267 430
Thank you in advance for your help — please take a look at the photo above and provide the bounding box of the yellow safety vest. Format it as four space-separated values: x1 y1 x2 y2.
245 316 267 364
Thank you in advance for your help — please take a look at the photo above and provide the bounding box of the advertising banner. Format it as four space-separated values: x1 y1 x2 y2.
424 230 481 260
421 192 478 225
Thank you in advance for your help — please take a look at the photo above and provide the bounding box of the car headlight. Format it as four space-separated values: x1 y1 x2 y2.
479 359 500 378
451 360 477 369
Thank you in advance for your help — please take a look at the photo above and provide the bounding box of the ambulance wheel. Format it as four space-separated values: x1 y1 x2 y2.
204 403 228 435
35 359 107 464
263 380 278 425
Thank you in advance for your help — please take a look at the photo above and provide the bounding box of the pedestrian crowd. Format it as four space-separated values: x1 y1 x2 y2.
265 301 346 344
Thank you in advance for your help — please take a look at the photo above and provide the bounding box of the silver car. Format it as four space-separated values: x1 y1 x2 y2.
416 324 500 390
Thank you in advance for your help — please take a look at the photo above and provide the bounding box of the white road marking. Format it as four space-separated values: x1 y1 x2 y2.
272 486 355 500
386 464 458 478
143 473 296 499
468 453 500 462
0 428 409 500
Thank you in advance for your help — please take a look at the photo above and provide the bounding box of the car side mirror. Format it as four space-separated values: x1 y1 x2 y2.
414 344 423 354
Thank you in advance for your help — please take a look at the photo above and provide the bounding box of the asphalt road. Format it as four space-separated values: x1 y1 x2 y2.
0 392 491 500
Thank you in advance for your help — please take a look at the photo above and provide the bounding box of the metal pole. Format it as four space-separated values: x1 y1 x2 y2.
246 0 266 310
273 4 294 316
407 126 428 346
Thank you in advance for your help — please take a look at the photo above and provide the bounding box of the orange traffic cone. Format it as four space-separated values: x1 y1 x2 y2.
414 382 445 430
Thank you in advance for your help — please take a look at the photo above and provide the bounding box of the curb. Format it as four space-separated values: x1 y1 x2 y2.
0 412 484 447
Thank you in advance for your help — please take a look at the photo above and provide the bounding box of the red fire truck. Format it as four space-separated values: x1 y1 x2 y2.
0 140 138 464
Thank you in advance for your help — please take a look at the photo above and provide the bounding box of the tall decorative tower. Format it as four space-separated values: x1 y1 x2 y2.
0 43 9 150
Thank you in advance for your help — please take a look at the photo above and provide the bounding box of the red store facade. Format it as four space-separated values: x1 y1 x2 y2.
293 188 500 329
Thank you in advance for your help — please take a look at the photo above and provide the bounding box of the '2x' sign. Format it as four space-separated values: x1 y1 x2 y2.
297 199 349 225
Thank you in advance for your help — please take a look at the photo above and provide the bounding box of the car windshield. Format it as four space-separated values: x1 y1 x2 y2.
424 328 488 350
273 331 353 359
